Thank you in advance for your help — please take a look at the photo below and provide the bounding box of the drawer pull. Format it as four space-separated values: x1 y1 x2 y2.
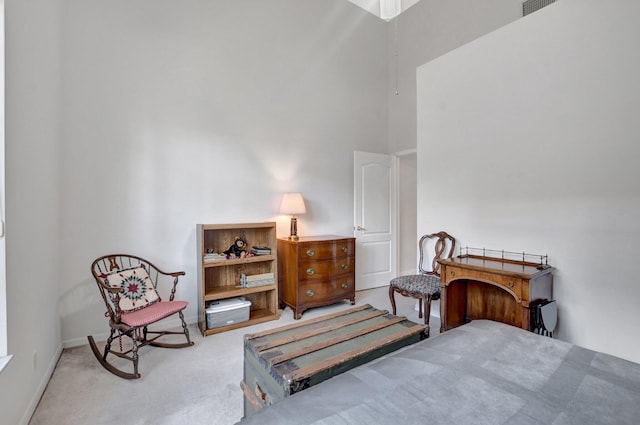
508 281 514 288
341 246 348 253
306 268 315 276
306 289 315 297
306 249 315 257
341 283 349 289
341 263 348 270
450 270 456 277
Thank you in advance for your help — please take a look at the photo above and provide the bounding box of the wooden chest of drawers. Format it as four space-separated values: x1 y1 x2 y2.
277 235 356 319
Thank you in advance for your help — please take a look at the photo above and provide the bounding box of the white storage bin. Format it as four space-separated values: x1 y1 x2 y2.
206 297 251 329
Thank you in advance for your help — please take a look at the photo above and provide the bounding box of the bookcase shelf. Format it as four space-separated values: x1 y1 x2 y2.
197 222 280 336
203 254 276 268
203 284 278 301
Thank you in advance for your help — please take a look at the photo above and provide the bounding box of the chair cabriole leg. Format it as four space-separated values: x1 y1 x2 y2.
423 295 431 325
389 285 397 315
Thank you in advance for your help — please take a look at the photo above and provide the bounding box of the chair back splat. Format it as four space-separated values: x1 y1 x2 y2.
418 231 455 276
88 254 194 379
389 232 455 335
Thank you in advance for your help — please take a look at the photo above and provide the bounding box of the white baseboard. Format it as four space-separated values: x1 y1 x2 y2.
27 312 195 424
19 344 63 425
63 313 199 348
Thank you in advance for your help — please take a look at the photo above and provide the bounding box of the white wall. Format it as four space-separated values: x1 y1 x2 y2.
390 0 522 273
1 0 63 424
0 0 6 360
58 0 388 345
396 152 417 275
54 0 528 345
389 0 522 152
417 0 640 363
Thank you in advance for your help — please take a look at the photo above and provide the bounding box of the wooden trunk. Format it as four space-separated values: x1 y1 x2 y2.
241 304 428 418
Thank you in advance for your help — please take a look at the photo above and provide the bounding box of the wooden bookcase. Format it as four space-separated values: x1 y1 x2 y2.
197 222 280 336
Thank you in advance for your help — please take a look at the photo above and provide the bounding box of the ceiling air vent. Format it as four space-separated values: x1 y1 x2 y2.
523 0 557 16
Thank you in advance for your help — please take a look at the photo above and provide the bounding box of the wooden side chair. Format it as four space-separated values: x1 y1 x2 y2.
389 231 455 332
88 254 194 379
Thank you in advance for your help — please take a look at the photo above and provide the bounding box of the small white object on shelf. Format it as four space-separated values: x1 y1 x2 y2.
239 272 275 288
204 253 227 263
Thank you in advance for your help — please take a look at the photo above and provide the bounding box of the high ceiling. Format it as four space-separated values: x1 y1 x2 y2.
346 0 423 20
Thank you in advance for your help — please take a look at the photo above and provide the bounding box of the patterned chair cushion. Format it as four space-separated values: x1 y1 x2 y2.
102 265 160 313
390 274 441 295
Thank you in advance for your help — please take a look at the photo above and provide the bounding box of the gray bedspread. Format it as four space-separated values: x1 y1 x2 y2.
236 319 640 425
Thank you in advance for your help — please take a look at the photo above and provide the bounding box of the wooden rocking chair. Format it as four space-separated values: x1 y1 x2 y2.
88 254 194 379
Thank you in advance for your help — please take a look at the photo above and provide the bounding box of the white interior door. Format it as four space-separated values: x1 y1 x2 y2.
354 151 397 290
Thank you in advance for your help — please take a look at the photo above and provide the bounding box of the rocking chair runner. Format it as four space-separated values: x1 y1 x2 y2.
389 231 455 334
88 254 194 379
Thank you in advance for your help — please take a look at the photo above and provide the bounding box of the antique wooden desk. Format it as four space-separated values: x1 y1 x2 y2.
437 250 554 333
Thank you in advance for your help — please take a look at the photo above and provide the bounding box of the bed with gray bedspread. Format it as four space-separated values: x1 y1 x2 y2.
237 319 640 425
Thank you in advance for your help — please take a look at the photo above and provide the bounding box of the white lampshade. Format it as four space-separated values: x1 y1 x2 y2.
279 192 306 215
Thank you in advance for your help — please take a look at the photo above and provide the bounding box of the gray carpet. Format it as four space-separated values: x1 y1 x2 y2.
29 286 438 425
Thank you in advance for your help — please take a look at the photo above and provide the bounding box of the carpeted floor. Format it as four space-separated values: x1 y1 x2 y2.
28 286 439 425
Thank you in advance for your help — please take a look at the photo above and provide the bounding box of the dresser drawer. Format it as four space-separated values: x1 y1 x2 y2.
299 240 354 260
496 276 522 299
298 257 355 281
298 277 354 302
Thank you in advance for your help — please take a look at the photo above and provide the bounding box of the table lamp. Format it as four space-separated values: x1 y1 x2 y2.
279 192 306 240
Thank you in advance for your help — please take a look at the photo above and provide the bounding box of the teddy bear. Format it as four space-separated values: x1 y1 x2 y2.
223 236 247 259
